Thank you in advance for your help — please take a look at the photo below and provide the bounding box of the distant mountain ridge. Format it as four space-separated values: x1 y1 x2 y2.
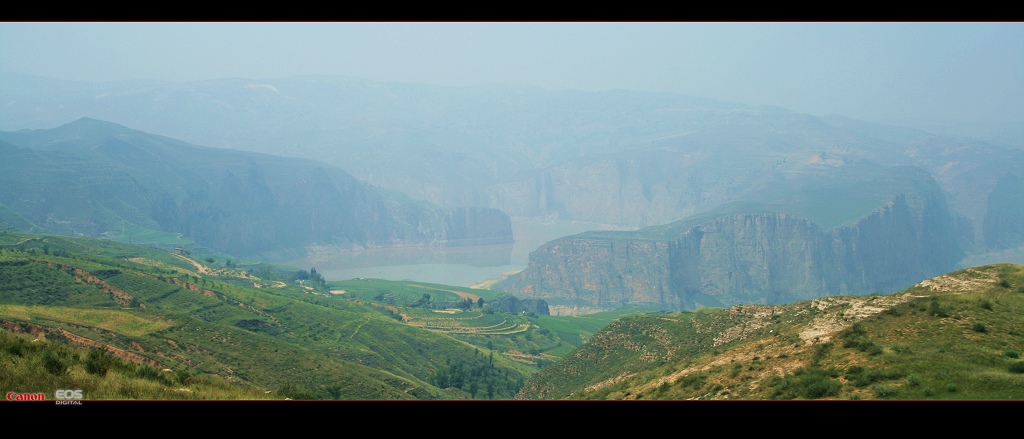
0 118 512 259
3 73 1021 253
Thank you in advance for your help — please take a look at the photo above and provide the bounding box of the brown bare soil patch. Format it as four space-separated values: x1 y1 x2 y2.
1 319 166 368
407 284 481 302
36 260 139 307
504 349 559 366
469 270 522 290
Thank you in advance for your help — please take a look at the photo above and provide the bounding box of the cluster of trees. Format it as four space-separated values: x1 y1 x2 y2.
412 293 486 310
458 297 485 309
202 256 234 267
428 354 524 399
301 266 325 290
292 267 328 292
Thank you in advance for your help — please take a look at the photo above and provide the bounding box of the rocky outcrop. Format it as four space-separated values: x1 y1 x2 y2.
496 191 964 311
505 238 672 309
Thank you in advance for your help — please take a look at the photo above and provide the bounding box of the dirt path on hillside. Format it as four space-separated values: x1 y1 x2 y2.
171 254 280 287
173 254 211 275
469 270 522 290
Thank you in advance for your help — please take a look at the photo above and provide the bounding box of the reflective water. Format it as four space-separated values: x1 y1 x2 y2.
290 218 634 287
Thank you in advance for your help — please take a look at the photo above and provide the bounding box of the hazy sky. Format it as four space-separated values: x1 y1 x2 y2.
2 22 1022 135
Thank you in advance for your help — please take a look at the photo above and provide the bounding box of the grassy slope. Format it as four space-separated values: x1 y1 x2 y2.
0 328 279 400
519 263 1024 400
0 232 544 400
327 278 645 373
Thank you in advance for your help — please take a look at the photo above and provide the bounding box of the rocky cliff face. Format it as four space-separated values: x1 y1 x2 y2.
505 238 672 309
497 191 964 311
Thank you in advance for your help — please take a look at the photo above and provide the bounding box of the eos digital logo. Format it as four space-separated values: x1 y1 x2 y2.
54 389 83 405
55 389 83 400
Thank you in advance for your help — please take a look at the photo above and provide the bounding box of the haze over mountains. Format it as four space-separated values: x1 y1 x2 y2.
4 73 1021 229
0 117 513 261
2 73 1024 310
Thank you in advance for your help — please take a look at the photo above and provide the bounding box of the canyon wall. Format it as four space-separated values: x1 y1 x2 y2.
497 191 963 311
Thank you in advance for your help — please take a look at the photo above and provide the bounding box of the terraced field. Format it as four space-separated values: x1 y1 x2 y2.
404 309 530 335
0 232 534 399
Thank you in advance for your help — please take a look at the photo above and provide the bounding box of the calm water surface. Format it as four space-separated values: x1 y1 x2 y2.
292 218 634 287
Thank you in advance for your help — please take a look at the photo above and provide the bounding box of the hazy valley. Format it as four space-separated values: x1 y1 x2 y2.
2 72 1023 401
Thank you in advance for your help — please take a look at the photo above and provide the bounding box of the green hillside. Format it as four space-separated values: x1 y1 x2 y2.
0 232 541 399
326 278 646 372
0 328 278 400
518 263 1024 400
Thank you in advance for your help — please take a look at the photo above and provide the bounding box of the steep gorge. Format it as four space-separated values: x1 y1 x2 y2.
497 186 964 311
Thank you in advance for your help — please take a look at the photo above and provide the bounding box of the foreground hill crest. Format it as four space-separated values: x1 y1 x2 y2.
518 263 1024 400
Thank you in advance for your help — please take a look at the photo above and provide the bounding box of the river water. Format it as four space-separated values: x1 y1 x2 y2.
289 218 634 287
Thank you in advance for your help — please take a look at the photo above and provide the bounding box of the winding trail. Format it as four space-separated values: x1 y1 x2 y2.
350 318 369 339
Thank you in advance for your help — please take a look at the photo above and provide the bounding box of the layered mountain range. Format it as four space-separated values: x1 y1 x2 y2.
3 73 1023 310
3 74 1021 247
0 118 512 259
